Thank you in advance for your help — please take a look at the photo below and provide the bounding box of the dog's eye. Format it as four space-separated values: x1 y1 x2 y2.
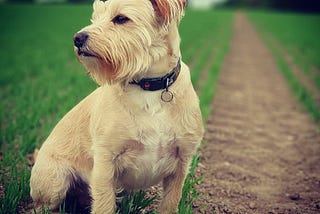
112 15 130 24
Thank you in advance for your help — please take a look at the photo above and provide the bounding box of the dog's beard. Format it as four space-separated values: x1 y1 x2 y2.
76 37 157 86
77 54 116 85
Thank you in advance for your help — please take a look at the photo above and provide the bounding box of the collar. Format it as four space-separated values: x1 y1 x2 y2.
129 58 181 91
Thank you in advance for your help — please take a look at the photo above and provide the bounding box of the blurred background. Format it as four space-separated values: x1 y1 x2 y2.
191 0 320 13
0 0 319 13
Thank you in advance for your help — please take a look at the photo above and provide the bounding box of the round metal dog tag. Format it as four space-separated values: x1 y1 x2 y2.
161 90 173 102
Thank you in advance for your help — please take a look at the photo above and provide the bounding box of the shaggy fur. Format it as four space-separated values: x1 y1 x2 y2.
30 0 204 213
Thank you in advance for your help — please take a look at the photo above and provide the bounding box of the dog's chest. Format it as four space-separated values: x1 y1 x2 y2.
117 108 179 190
139 109 174 145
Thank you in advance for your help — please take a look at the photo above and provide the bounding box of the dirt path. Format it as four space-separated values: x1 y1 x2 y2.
193 14 320 214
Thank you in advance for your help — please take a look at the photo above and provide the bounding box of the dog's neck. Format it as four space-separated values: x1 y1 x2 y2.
129 58 181 92
130 22 181 85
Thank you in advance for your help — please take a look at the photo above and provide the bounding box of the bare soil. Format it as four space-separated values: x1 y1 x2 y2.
193 14 320 214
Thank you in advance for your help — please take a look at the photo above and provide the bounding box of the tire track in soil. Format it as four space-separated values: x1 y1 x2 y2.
194 13 320 214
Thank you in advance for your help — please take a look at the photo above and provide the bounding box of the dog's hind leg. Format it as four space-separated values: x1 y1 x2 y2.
30 153 76 211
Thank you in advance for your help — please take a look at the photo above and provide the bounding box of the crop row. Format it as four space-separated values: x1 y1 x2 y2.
248 11 320 122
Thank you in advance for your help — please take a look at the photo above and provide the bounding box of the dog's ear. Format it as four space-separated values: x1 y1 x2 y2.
150 0 186 24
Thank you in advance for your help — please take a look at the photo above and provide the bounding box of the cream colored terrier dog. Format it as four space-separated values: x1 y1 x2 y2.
30 0 204 213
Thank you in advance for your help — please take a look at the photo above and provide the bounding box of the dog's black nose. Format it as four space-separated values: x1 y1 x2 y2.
73 32 89 48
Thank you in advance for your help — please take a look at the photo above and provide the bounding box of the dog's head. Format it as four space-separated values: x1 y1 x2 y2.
74 0 186 85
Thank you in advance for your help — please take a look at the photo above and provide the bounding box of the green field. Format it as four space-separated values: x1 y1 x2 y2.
248 11 320 122
248 11 320 71
0 4 233 213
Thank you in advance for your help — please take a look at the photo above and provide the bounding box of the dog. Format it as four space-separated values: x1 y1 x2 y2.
30 0 204 213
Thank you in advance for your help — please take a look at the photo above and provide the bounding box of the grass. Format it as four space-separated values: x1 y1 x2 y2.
248 11 320 122
272 46 320 121
198 39 231 119
180 10 232 64
181 10 233 118
1 165 30 213
247 11 320 70
115 191 156 214
1 4 96 213
0 4 233 214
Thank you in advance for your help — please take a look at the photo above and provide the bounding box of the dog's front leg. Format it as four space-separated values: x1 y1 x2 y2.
90 150 115 214
159 156 190 214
